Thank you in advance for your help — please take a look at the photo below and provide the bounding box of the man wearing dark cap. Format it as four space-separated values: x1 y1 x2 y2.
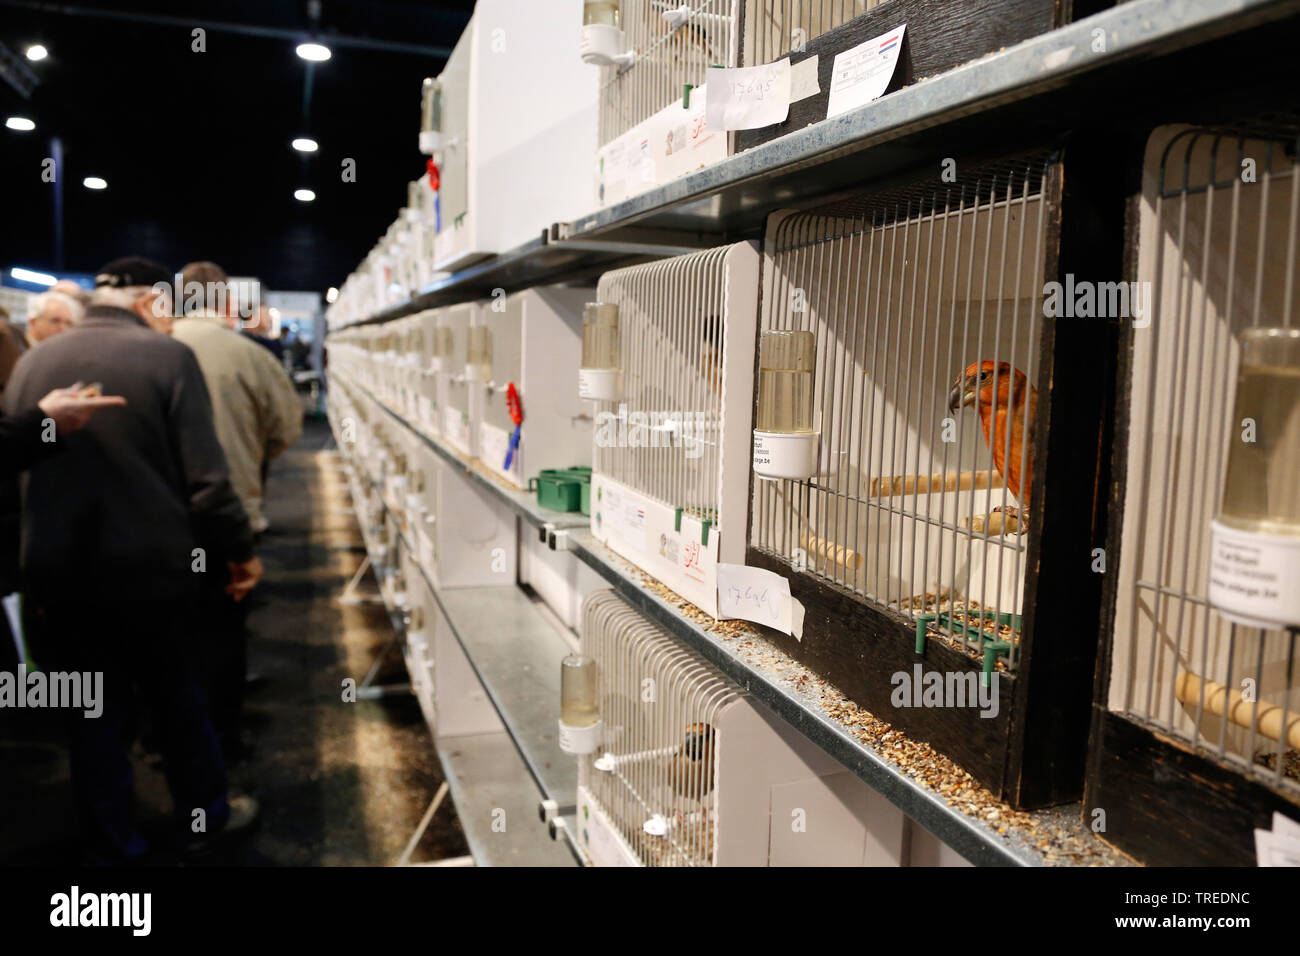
2 256 262 861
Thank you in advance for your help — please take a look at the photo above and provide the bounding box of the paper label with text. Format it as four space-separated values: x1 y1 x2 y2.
705 59 792 131
1208 520 1300 628
825 25 906 119
717 563 805 639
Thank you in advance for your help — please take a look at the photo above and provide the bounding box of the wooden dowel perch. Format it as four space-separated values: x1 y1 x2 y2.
1175 671 1300 751
869 469 1003 498
800 533 863 571
964 511 1023 536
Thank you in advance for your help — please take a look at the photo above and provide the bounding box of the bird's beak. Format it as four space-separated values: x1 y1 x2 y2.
947 380 972 414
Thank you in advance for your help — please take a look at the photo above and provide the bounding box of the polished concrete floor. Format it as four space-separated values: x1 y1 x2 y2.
0 418 469 865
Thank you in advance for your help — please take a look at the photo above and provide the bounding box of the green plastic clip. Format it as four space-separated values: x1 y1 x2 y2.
674 506 683 532
981 640 1013 687
914 613 936 655
682 83 694 109
701 519 712 547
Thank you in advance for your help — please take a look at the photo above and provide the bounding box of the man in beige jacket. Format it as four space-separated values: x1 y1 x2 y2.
174 262 302 533
173 260 302 760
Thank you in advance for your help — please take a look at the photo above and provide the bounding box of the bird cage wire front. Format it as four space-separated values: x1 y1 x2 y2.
580 591 738 866
1110 119 1300 795
743 0 888 64
594 246 732 526
750 153 1054 673
598 0 740 147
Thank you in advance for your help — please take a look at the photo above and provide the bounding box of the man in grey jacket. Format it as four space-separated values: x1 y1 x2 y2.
3 256 261 861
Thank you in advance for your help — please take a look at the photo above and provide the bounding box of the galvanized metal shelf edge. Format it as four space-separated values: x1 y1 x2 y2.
330 234 701 333
565 0 1299 238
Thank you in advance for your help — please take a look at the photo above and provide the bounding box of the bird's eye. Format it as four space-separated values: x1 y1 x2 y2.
979 371 990 382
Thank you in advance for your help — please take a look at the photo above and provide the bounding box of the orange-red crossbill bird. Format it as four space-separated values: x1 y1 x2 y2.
947 361 1037 513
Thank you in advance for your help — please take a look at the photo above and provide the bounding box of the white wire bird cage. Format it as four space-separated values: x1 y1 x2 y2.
750 155 1052 673
1106 120 1300 806
594 0 738 205
577 589 905 866
589 242 760 617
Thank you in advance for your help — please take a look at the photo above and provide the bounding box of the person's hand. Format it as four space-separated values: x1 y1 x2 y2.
37 383 127 434
226 556 264 602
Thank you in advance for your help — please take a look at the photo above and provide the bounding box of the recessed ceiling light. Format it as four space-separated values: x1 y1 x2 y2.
83 177 107 190
296 43 331 62
5 117 36 132
326 287 339 303
294 188 316 202
292 137 319 153
10 267 57 286
25 45 48 62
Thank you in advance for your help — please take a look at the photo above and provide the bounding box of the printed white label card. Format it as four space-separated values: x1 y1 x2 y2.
825 24 906 119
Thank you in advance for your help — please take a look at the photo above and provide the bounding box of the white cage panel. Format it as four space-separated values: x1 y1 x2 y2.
402 547 439 733
519 529 607 630
423 455 518 591
751 158 1050 670
437 303 481 457
475 287 594 488
590 242 759 617
578 590 911 866
432 0 598 271
415 309 443 437
1110 122 1300 794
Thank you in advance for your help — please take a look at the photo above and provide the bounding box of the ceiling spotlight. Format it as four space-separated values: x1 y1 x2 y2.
25 45 48 62
296 42 331 62
326 287 339 303
292 137 319 153
295 188 316 202
5 117 36 132
83 177 107 190
10 267 57 286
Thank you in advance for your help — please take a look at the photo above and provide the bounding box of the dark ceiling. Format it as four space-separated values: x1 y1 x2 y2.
0 0 475 293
